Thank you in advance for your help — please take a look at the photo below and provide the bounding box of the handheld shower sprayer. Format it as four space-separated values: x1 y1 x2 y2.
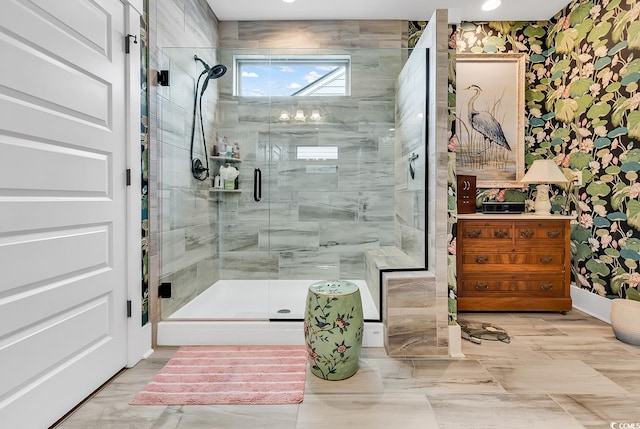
200 64 227 96
190 55 228 181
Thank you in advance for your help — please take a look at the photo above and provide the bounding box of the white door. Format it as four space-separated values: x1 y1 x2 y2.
0 0 128 427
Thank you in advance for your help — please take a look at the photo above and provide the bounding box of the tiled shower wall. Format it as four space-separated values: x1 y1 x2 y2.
149 16 430 321
395 47 427 264
215 21 410 281
148 0 221 321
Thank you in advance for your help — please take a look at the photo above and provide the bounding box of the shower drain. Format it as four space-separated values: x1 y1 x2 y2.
277 309 291 314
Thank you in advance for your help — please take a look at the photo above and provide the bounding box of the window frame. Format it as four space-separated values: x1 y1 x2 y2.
233 54 351 97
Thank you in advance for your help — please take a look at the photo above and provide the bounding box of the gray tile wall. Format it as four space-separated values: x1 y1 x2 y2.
383 271 441 356
215 21 408 283
148 0 222 323
395 47 427 264
416 11 452 352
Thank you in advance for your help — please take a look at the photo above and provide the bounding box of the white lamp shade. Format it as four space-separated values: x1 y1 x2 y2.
520 159 569 184
279 111 290 121
294 110 306 121
482 0 502 11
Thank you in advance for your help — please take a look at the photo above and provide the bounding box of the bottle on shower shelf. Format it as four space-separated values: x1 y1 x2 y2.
218 137 227 158
223 136 233 158
232 141 240 159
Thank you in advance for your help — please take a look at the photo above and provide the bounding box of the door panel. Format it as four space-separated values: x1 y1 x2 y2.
0 0 128 427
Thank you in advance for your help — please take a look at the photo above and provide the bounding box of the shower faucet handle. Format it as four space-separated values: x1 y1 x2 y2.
191 158 209 180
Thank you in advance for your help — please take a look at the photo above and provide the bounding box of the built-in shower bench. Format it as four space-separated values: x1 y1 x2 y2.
365 247 440 356
365 247 423 304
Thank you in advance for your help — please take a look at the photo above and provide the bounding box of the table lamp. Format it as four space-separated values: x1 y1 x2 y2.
519 159 569 215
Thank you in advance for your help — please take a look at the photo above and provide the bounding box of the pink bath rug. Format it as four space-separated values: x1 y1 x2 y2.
130 345 307 405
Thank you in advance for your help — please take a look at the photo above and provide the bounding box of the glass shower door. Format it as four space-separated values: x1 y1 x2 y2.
261 112 347 321
157 47 228 321
254 129 300 320
156 46 413 323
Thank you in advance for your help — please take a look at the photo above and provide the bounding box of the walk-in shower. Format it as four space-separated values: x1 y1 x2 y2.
156 47 428 346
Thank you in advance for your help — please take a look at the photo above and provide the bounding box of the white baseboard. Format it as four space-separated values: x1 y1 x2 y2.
571 285 612 324
448 324 464 358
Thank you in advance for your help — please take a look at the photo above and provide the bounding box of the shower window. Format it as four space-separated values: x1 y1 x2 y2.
296 146 338 160
234 55 350 97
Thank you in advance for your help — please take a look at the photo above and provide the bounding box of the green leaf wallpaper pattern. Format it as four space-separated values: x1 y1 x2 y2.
410 0 640 302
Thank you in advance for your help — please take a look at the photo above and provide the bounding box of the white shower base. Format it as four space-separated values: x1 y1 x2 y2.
157 279 383 347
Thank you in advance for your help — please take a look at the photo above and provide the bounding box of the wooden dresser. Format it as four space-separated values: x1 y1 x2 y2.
456 214 572 312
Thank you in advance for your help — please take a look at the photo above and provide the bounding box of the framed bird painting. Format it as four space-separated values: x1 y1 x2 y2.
455 53 525 188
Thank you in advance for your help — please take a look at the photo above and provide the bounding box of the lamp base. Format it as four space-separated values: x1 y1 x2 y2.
532 184 551 215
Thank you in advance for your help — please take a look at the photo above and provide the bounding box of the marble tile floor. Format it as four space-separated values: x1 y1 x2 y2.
53 310 640 429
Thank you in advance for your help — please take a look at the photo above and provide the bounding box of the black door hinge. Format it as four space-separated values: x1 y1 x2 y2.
159 282 172 298
126 168 131 186
126 300 132 318
157 70 170 86
125 34 137 54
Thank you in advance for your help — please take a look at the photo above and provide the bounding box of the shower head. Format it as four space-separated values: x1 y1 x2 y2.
200 64 227 96
194 55 227 78
207 64 227 79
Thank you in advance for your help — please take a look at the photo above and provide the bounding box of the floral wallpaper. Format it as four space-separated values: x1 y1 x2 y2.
411 0 640 304
409 0 640 310
544 0 640 301
447 25 458 323
140 0 149 325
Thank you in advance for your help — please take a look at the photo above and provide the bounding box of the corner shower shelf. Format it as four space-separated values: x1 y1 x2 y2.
209 188 241 193
210 156 241 162
210 156 242 194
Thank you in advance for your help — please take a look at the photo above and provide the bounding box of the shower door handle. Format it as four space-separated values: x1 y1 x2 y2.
253 168 262 202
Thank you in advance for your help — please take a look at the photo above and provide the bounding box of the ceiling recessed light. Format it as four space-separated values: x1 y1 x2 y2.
482 0 501 11
282 0 295 3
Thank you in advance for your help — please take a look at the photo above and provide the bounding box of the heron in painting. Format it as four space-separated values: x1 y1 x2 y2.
464 85 511 151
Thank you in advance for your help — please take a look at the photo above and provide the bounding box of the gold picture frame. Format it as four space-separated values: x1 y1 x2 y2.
456 53 525 188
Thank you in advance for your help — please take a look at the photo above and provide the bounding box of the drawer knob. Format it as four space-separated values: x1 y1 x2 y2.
539 283 554 290
466 230 481 238
547 230 561 238
520 230 535 238
494 230 508 238
475 283 489 290
475 256 488 264
539 256 553 264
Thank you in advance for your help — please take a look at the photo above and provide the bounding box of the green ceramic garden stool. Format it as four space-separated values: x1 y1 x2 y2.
304 280 364 380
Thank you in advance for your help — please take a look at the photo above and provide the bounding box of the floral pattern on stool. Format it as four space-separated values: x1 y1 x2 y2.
304 280 364 380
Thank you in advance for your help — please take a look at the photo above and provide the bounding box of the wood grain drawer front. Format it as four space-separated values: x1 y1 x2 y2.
514 221 565 242
456 216 571 311
459 277 566 297
460 251 565 268
460 221 513 241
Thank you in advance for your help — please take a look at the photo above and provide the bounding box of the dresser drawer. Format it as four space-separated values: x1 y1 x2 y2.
514 221 566 242
459 221 513 241
459 276 566 297
460 250 565 268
